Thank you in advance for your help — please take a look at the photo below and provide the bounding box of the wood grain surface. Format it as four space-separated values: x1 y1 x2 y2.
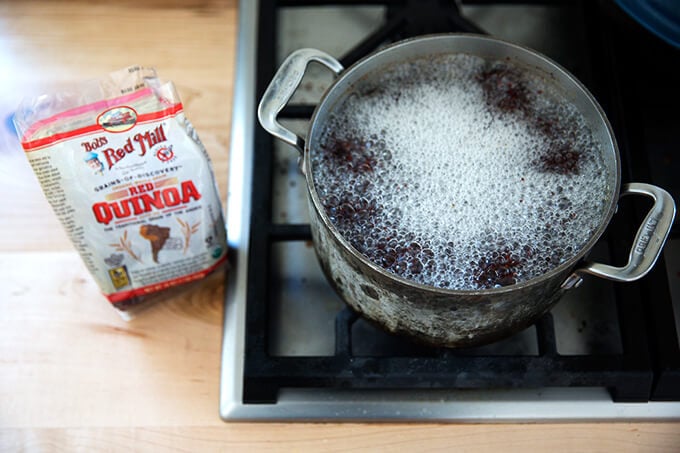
1 1 679 452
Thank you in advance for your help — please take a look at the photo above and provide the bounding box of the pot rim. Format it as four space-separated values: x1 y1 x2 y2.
304 33 622 296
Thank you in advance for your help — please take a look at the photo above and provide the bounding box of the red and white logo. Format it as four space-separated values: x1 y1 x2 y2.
156 145 175 162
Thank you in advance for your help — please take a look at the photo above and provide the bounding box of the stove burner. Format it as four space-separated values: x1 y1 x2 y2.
388 0 485 37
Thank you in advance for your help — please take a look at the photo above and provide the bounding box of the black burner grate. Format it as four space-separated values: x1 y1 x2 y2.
583 0 680 401
242 0 679 404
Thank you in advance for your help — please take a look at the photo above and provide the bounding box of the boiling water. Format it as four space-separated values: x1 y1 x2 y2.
311 54 611 290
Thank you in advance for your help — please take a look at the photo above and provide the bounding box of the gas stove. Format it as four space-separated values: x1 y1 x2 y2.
220 0 680 421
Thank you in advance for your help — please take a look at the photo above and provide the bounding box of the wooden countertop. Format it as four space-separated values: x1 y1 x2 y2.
1 1 679 451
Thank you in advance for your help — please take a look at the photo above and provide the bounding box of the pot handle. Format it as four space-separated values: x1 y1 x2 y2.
258 48 344 154
562 182 676 289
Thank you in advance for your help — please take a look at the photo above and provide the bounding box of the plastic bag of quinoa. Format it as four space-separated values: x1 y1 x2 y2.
14 66 227 319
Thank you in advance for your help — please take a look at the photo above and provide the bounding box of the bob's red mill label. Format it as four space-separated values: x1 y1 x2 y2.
14 66 227 317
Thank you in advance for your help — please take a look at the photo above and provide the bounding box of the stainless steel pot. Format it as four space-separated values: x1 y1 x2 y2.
258 34 676 347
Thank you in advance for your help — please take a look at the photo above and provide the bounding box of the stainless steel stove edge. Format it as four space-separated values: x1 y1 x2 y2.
220 0 257 421
222 387 680 422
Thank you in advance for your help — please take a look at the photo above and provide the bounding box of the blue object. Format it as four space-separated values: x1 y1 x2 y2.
84 151 99 162
615 0 680 48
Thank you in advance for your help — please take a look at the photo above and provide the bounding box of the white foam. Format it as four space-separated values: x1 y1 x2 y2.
311 54 611 289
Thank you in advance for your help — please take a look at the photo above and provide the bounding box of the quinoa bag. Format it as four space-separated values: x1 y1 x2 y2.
14 66 227 318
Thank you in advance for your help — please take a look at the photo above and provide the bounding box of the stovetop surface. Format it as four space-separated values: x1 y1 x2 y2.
221 0 680 421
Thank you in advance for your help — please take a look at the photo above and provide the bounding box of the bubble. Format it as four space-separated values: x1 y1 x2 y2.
311 53 611 290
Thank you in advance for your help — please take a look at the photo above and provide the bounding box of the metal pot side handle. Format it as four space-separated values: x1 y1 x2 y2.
257 48 344 154
563 182 676 289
